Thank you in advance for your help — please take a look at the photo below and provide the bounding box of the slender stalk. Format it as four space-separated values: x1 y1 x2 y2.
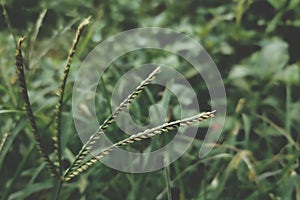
0 133 8 153
53 179 64 200
64 67 161 179
285 84 291 137
285 83 292 154
54 16 91 174
164 156 172 200
26 9 47 69
1 1 17 45
296 181 300 200
100 75 112 114
16 37 60 178
64 111 215 181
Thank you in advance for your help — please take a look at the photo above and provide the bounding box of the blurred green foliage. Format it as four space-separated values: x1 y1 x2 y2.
0 0 300 199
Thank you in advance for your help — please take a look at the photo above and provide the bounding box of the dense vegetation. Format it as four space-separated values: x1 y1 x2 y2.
0 0 299 199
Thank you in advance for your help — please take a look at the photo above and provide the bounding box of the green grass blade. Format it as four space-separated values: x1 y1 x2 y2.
26 8 47 69
30 18 79 68
2 143 35 200
0 133 8 155
0 1 17 45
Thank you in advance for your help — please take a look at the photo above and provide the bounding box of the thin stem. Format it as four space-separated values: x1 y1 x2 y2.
164 156 172 200
285 83 291 136
1 1 17 45
27 8 47 69
100 75 112 114
53 179 64 200
0 133 8 153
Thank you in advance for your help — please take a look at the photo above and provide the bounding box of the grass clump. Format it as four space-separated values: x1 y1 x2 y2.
13 17 215 199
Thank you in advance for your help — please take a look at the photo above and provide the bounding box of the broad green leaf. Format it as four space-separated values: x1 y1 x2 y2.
274 64 300 84
253 40 289 78
228 64 254 79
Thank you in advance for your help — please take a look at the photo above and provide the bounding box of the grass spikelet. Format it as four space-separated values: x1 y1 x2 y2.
53 16 91 174
15 37 60 178
64 111 215 181
64 66 161 178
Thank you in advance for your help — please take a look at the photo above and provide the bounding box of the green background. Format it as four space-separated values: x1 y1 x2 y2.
0 0 300 199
